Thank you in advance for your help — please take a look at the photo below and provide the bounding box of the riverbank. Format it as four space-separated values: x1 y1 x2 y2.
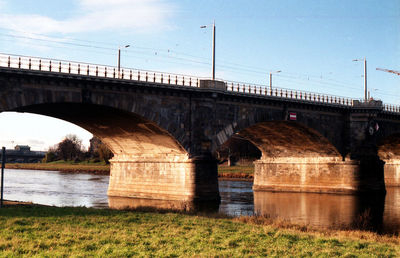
5 162 110 175
0 204 397 256
5 163 255 179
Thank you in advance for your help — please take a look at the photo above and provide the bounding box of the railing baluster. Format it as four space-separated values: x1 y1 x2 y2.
78 64 80 74
154 72 156 83
130 70 132 80
18 57 21 68
87 65 89 76
104 67 107 77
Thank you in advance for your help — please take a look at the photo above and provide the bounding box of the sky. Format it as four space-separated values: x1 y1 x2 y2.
0 0 399 150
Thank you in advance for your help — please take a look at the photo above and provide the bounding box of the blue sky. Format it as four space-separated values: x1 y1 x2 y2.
0 0 399 150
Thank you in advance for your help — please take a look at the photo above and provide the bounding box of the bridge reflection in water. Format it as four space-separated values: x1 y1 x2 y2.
108 196 220 213
254 191 387 233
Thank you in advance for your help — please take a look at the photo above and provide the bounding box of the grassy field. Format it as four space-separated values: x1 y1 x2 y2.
5 161 110 175
0 205 398 257
5 162 255 178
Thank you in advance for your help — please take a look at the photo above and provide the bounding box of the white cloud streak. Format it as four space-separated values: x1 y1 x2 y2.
0 0 175 34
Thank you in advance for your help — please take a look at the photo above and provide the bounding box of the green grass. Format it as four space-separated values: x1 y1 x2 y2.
218 165 254 178
0 205 397 257
6 162 110 174
7 163 256 178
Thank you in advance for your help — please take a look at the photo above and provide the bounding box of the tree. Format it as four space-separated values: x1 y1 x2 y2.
42 146 58 163
56 134 84 161
88 136 113 164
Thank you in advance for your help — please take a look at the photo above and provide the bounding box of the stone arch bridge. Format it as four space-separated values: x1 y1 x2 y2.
1 54 400 202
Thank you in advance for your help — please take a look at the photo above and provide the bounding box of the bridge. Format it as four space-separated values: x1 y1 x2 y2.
1 53 400 203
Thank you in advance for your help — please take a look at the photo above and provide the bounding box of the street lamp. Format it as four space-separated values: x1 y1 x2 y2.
118 44 130 78
201 21 216 80
269 70 281 92
353 57 367 102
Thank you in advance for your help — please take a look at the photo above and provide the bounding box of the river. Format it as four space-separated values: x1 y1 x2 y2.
3 169 400 234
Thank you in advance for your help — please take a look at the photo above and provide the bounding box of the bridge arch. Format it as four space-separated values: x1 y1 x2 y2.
12 103 189 162
213 116 344 159
378 133 400 186
214 119 357 194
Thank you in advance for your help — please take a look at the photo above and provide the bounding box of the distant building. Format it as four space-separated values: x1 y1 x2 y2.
1 145 46 163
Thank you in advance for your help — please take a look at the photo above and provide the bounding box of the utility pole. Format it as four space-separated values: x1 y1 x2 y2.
201 21 216 80
364 58 367 102
1 147 5 208
212 21 216 80
117 45 130 78
353 58 368 102
269 71 281 93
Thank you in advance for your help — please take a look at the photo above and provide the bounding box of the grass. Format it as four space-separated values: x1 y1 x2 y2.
5 161 110 175
0 205 398 257
218 165 254 179
6 162 256 178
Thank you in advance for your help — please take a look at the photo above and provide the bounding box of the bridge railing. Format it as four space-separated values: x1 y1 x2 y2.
2 53 400 111
0 53 201 87
384 104 400 113
225 81 353 106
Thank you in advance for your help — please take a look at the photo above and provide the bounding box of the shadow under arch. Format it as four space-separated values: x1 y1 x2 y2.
377 133 400 187
216 121 360 194
11 103 220 203
14 103 189 161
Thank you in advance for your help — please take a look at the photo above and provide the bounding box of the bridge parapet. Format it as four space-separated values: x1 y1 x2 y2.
0 53 367 109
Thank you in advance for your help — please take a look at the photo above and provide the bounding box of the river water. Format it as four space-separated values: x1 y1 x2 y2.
3 169 400 234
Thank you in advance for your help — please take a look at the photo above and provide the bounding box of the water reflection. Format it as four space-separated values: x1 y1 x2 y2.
3 169 400 233
109 196 220 213
254 191 386 232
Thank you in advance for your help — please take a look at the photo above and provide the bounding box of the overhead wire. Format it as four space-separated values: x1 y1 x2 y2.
1 30 398 98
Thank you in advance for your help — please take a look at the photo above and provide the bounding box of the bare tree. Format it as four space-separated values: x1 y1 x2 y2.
88 136 113 164
56 134 84 161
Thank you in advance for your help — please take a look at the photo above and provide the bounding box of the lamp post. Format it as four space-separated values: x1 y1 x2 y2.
118 45 130 78
201 21 216 80
269 70 281 92
353 57 367 102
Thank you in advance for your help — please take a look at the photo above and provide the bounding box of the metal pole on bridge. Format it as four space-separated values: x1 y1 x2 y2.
117 45 130 78
0 147 5 208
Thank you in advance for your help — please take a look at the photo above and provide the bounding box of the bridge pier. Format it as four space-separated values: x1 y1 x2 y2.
253 157 361 193
383 160 400 186
107 155 220 202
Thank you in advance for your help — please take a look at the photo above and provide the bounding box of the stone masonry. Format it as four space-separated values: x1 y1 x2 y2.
1 69 400 202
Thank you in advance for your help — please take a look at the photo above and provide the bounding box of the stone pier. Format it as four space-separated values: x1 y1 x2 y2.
253 157 361 193
383 160 400 186
108 155 220 202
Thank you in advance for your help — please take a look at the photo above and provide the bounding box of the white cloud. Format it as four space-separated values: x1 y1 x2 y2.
0 0 175 34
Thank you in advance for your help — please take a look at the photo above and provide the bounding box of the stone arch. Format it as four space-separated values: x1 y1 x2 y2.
12 103 189 162
0 78 220 201
214 120 342 161
215 120 357 194
0 86 191 158
377 133 400 186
